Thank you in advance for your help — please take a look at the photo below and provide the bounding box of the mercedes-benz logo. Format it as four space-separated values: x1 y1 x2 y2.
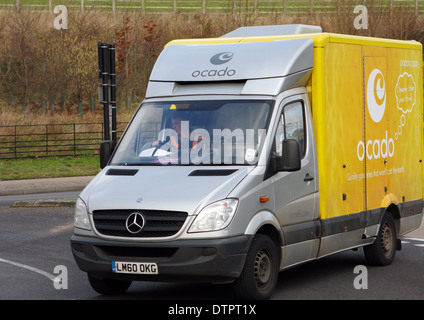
125 212 145 234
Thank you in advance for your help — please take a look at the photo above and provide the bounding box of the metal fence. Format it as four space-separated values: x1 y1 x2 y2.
2 0 424 15
0 122 127 160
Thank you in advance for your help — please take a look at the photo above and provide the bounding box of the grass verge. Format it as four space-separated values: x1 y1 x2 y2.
0 156 100 180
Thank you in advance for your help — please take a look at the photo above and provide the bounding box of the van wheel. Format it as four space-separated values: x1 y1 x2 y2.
233 234 279 300
88 273 132 295
364 212 397 266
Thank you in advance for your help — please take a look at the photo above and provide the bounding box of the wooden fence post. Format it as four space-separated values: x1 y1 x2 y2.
16 0 20 11
81 0 85 14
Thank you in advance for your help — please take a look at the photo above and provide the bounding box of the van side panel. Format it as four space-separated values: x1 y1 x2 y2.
320 41 366 220
312 38 423 243
310 45 327 219
385 47 423 213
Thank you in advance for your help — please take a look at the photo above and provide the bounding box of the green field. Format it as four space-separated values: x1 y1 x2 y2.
2 0 424 15
0 156 100 180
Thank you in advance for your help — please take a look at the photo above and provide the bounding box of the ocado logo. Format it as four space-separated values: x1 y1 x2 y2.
357 130 394 161
357 68 394 161
192 52 236 78
191 67 236 78
367 68 386 123
210 52 234 65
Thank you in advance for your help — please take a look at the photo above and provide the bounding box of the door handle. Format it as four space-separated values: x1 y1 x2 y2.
304 173 314 182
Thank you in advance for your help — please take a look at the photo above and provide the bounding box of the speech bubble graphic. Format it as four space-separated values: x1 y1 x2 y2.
395 72 416 114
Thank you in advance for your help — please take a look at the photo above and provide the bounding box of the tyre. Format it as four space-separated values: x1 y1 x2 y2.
364 212 397 266
88 273 132 295
233 234 279 300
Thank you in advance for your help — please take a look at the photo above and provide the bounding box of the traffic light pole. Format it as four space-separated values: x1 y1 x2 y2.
98 42 117 146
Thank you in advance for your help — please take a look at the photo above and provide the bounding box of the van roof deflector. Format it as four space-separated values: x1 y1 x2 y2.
221 24 322 38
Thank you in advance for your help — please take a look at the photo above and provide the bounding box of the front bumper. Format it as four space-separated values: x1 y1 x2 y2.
71 234 253 283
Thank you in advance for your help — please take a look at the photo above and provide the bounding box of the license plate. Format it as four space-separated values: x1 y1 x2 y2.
112 261 158 274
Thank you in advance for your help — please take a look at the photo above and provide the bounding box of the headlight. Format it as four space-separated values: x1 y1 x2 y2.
188 199 238 233
74 198 91 231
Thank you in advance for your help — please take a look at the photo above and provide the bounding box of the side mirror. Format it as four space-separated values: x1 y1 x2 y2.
100 140 114 169
281 139 301 171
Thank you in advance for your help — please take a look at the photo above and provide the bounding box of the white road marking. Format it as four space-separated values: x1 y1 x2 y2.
402 237 424 242
0 258 56 282
401 237 424 248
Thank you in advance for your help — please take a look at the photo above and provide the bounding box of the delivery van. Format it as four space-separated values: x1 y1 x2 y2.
71 24 424 299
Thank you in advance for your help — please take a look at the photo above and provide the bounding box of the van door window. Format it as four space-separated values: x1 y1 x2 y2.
275 101 306 158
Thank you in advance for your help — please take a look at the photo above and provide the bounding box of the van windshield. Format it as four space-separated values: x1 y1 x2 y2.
111 100 274 166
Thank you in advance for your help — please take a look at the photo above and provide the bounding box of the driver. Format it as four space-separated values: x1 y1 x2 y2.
151 115 209 158
152 116 186 150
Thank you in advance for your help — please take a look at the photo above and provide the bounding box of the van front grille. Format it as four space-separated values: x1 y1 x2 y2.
92 210 188 238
